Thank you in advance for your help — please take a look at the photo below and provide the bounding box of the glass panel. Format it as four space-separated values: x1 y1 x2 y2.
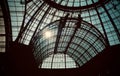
41 53 77 69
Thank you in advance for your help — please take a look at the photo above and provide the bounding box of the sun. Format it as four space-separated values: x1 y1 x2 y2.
44 30 52 38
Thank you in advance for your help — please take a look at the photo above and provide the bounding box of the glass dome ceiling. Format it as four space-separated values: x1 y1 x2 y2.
5 0 120 69
31 18 107 68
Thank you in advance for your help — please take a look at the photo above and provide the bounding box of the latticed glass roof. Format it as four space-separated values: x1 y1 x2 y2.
31 18 107 68
7 0 120 45
2 0 120 68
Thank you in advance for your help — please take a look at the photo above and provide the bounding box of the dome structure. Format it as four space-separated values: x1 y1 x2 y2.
31 18 107 68
3 0 120 69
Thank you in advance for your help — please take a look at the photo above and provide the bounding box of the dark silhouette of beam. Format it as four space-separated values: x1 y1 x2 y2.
54 14 69 54
64 15 82 54
0 0 12 51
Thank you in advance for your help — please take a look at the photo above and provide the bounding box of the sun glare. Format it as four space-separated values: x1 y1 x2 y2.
44 31 52 38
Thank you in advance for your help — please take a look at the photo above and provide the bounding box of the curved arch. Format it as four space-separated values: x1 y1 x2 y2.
43 0 110 11
31 18 106 68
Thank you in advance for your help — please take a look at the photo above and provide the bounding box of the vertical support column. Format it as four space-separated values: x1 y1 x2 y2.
64 54 66 69
64 14 82 54
51 54 54 69
54 14 69 54
0 0 12 52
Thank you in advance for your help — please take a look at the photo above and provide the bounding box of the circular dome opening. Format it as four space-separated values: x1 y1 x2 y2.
43 0 109 11
50 0 99 7
31 18 107 69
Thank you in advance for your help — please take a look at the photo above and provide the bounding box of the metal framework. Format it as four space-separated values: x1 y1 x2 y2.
2 0 120 69
31 18 107 68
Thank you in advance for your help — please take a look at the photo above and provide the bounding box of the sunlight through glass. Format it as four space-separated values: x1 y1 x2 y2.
44 30 52 38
